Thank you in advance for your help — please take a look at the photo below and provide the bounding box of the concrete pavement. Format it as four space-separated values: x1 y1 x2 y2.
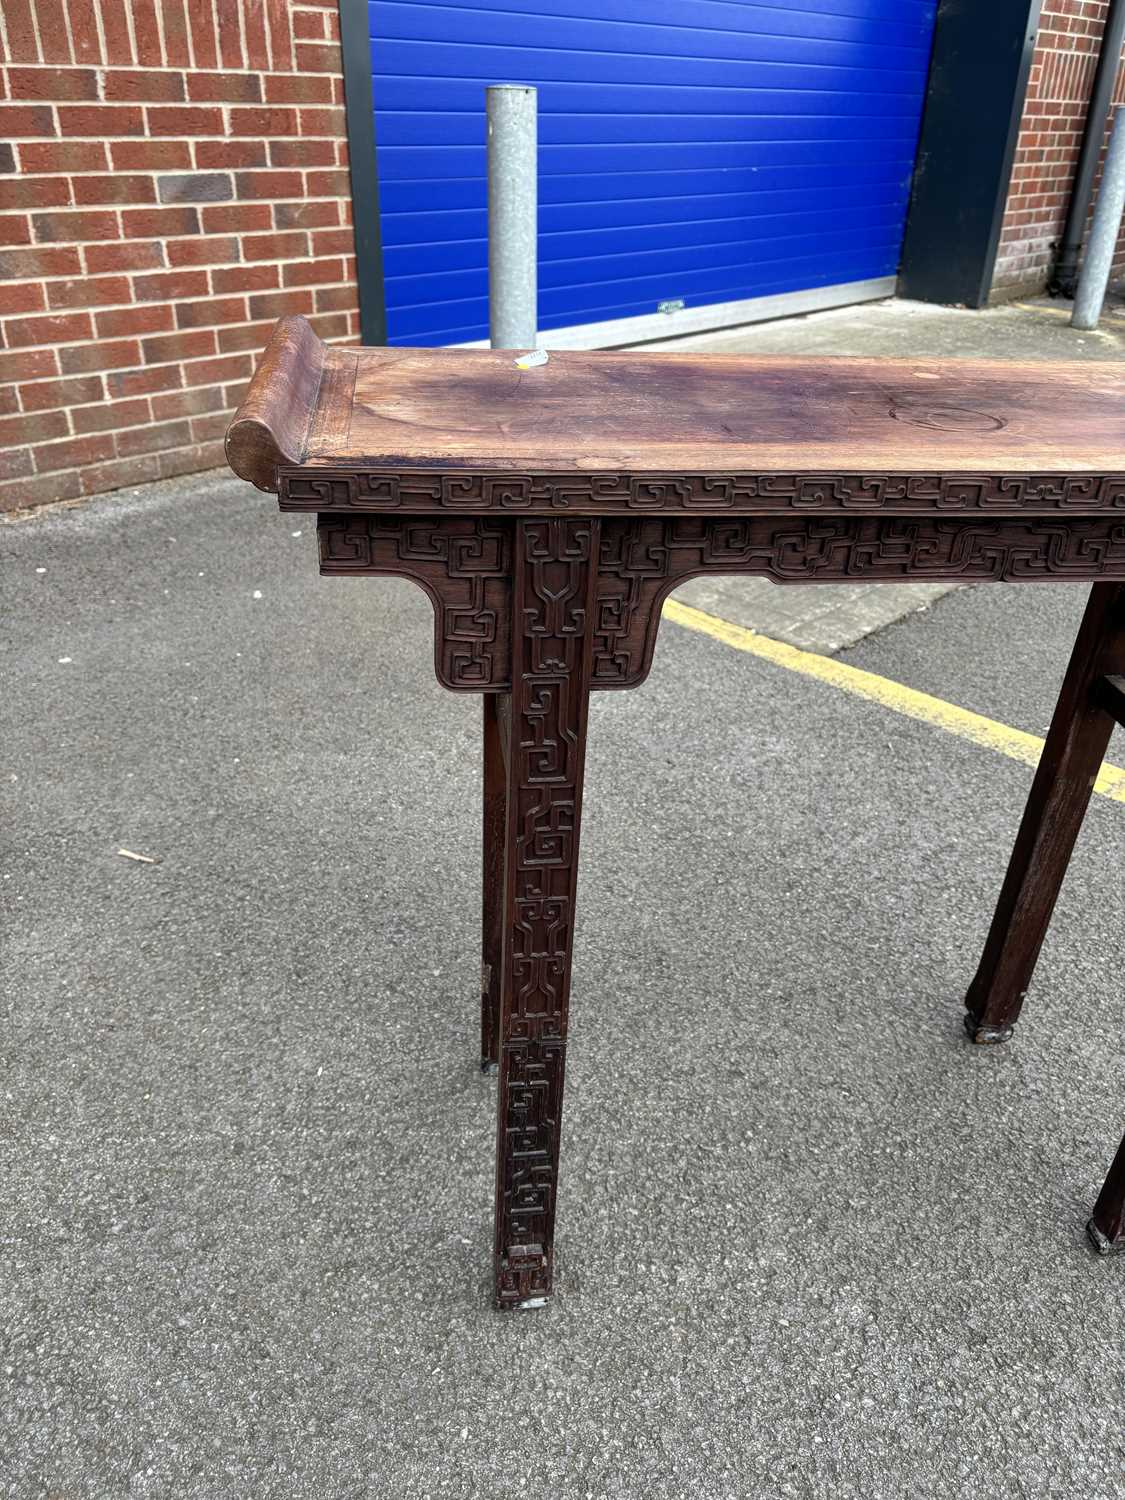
2 471 1123 1498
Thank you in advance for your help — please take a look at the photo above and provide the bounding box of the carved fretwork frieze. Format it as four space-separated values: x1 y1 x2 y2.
317 512 1125 694
285 467 1125 516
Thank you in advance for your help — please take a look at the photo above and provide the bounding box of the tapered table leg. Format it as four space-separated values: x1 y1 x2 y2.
1088 1130 1125 1254
493 518 599 1309
964 583 1125 1043
481 693 507 1072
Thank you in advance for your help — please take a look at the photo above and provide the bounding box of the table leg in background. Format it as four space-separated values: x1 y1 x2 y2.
1089 1131 1125 1254
964 582 1125 1043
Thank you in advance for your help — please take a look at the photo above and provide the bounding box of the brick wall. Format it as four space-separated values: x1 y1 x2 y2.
0 0 358 514
993 0 1125 297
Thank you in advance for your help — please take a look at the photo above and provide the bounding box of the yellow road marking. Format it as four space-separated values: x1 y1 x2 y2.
662 597 1125 806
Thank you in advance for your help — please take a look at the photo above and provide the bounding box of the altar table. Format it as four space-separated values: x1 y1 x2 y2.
227 316 1125 1306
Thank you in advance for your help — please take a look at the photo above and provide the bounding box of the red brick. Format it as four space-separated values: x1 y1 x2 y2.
58 104 145 136
106 363 183 398
0 348 60 383
0 216 34 246
299 108 346 136
269 139 337 168
71 396 150 433
5 310 93 346
1 1 39 65
266 0 293 71
72 175 157 207
307 169 351 199
307 312 349 341
0 250 73 284
157 439 226 478
0 104 57 135
33 431 116 473
248 289 316 321
216 319 276 352
122 206 199 238
264 74 335 105
134 268 209 301
311 227 354 257
47 275 131 309
59 338 141 374
191 3 220 69
84 240 165 273
216 5 244 70
201 202 271 233
0 279 46 315
282 258 344 288
0 471 83 514
240 229 309 261
33 209 118 242
295 43 341 73
161 0 191 66
151 384 225 420
0 387 25 419
229 106 297 136
19 374 104 411
293 10 326 38
141 328 216 363
190 410 229 442
112 140 192 171
166 235 240 267
0 409 69 445
95 304 174 338
194 140 267 170
186 72 262 103
18 140 107 172
223 378 249 406
78 453 162 494
273 200 338 230
175 294 247 328
182 350 252 386
0 446 34 481
234 169 303 200
146 105 225 136
103 69 186 102
116 417 192 457
68 0 103 63
8 66 98 99
211 262 278 293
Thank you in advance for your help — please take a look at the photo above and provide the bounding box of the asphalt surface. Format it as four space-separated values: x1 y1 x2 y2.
2 472 1123 1499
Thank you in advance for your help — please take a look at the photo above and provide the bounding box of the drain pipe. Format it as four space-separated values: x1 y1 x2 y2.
1051 0 1125 296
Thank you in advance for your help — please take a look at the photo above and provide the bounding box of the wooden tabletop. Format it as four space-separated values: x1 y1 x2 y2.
226 315 1125 491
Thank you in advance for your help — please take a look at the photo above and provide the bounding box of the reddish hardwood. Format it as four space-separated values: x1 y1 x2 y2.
227 317 1125 493
224 315 326 491
225 317 1125 1309
964 583 1125 1041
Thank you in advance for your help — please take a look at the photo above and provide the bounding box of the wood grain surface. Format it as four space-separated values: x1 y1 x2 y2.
226 317 1125 488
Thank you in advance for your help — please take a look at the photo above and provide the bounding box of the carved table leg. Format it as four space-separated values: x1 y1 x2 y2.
1088 1130 1125 1254
493 518 598 1309
964 583 1125 1043
481 693 507 1072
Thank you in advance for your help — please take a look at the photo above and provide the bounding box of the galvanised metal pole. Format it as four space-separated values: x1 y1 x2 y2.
1052 0 1125 297
1072 109 1125 330
487 85 538 350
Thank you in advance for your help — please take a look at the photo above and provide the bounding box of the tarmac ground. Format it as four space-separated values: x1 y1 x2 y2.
2 464 1123 1499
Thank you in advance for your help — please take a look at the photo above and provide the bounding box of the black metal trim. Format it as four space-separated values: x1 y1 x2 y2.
899 0 1044 307
339 0 387 345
